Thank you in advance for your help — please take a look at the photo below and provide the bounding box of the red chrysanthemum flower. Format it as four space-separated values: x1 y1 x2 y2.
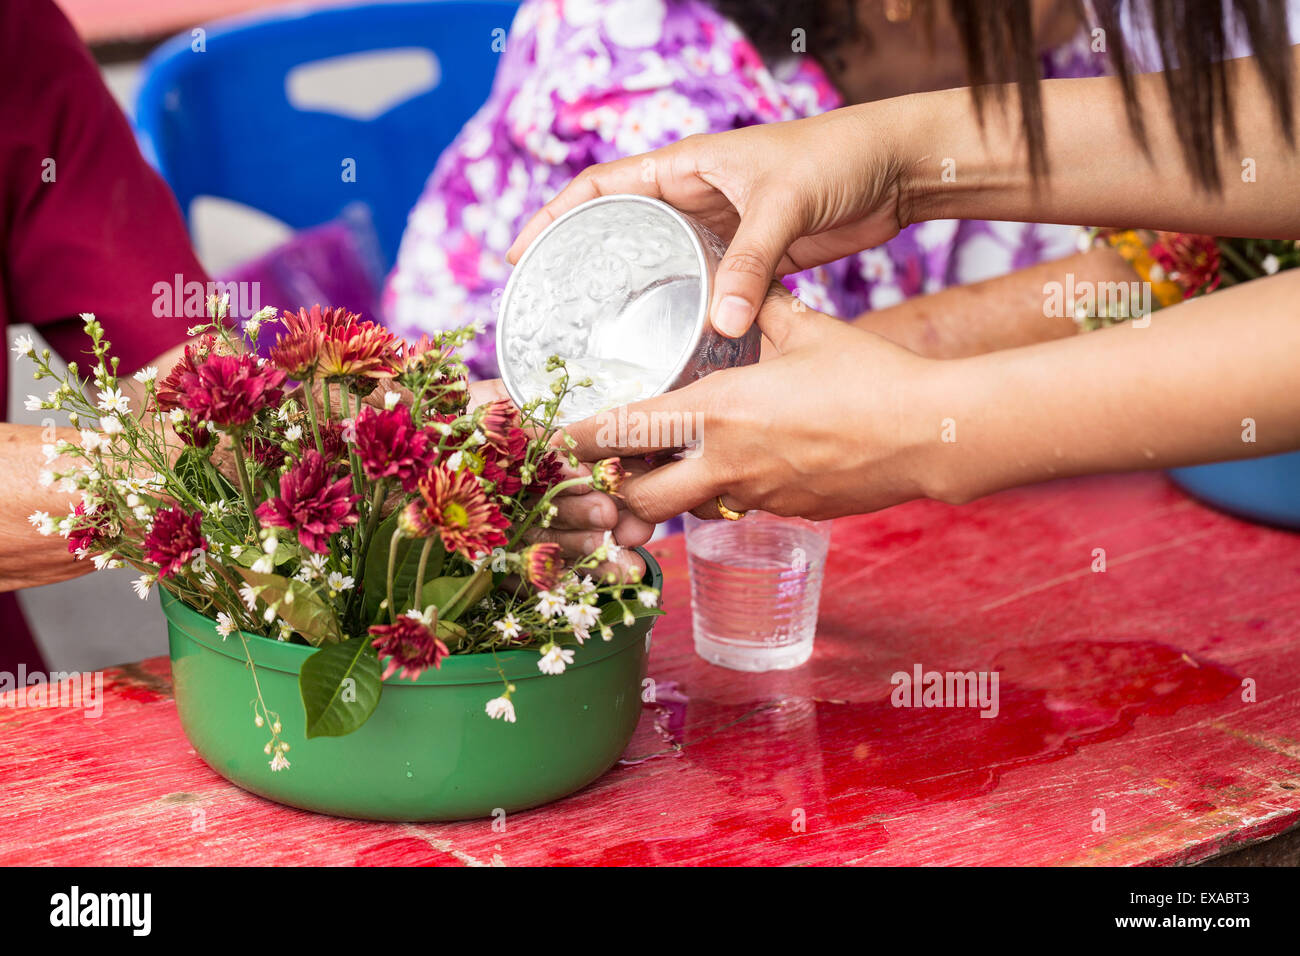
255 450 359 554
144 506 206 579
478 399 519 451
402 464 509 558
245 433 286 472
315 421 348 464
267 327 322 381
66 501 113 557
527 448 565 495
369 615 449 681
180 353 286 429
316 316 399 382
155 335 217 411
521 542 564 591
478 426 530 497
1150 232 1222 299
352 405 433 490
591 457 627 494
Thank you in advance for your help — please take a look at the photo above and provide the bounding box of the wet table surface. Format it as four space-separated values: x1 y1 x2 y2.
2 472 1299 865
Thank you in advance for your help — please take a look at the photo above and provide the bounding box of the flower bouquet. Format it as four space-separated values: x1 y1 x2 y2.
20 298 662 819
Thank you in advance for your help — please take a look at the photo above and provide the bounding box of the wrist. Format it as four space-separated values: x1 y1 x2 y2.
883 86 1032 229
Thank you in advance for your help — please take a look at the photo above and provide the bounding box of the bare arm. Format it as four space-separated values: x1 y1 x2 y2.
851 247 1137 358
900 48 1300 238
0 340 187 591
925 269 1300 504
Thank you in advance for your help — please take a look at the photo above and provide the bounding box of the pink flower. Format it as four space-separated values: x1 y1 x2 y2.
255 450 359 554
370 616 449 680
521 542 563 591
144 507 206 579
67 501 112 557
352 405 433 491
180 353 286 429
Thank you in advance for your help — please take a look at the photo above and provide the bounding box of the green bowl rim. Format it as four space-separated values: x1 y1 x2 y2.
163 547 663 685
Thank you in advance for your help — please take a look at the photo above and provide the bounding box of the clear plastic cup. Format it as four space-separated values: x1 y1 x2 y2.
684 512 833 671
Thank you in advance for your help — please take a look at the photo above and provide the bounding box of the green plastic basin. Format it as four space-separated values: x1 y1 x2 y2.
163 550 661 821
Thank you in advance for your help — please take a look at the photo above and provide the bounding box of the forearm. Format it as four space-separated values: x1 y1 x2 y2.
922 270 1300 504
890 48 1300 238
0 341 187 591
852 247 1135 358
0 424 96 590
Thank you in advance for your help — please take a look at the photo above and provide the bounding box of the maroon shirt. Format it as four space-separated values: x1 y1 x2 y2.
0 0 206 670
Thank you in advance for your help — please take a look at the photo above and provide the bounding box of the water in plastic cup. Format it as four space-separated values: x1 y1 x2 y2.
684 512 832 671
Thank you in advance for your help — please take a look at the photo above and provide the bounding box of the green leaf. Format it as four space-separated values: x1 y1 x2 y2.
235 567 343 646
420 575 470 612
299 635 382 738
599 600 666 628
362 514 446 621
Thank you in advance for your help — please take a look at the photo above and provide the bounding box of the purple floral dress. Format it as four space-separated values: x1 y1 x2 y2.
383 0 1106 378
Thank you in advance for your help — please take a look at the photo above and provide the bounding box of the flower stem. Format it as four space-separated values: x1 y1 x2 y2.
385 526 402 624
302 382 324 453
506 475 593 550
231 436 260 537
413 537 434 609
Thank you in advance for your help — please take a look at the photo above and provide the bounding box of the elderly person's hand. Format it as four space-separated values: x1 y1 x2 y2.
471 379 653 582
508 104 914 341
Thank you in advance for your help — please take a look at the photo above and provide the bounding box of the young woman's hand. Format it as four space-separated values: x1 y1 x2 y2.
561 288 948 523
507 104 915 341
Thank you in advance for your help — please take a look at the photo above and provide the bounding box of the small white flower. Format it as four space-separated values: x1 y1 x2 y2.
214 612 235 637
485 696 517 722
269 751 291 772
38 470 54 487
11 334 34 358
566 601 601 643
599 530 623 560
96 388 129 414
80 429 108 453
252 555 274 574
1262 254 1280 275
536 591 567 618
239 584 259 611
537 644 575 675
383 390 401 410
565 602 600 632
228 544 245 559
446 450 465 471
284 424 303 442
493 613 521 640
262 535 279 555
326 571 354 592
132 575 154 600
28 511 54 535
100 415 123 436
169 408 186 425
132 366 158 384
24 395 43 412
637 588 659 608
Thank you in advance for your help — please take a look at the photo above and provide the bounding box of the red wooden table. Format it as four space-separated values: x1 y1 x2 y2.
3 472 1299 866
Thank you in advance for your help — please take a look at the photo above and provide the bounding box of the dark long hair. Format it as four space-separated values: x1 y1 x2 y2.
703 0 1295 190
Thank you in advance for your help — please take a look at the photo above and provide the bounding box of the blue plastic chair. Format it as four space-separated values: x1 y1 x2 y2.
135 1 520 270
